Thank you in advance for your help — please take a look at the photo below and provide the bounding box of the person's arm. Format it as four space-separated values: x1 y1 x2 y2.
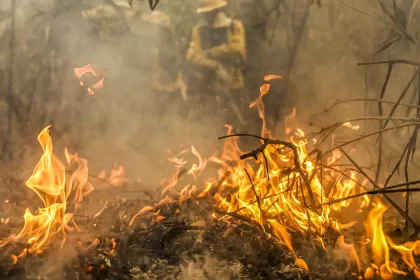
206 20 246 65
186 26 219 69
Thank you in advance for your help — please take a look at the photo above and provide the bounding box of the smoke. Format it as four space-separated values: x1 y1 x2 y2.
1 0 420 278
180 253 242 280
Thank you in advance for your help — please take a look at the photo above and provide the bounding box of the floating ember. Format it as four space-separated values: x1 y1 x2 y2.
74 64 104 95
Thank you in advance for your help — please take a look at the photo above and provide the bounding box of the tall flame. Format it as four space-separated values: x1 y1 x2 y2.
0 126 93 257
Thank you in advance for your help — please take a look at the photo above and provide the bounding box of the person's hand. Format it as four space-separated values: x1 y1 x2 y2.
216 64 230 83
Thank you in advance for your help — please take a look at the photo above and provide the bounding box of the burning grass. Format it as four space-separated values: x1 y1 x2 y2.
1 76 420 279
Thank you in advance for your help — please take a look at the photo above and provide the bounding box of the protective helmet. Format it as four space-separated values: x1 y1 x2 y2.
197 0 227 13
142 11 170 26
112 0 131 8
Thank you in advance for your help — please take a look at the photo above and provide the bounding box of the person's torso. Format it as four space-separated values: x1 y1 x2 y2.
198 26 229 50
189 26 230 88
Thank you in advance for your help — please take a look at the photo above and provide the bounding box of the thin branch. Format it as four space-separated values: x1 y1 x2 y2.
324 187 420 206
324 98 420 113
220 134 317 209
382 68 420 129
383 142 409 187
311 117 418 150
273 0 313 125
375 63 394 183
339 148 420 231
244 168 263 223
404 141 412 230
341 2 387 23
358 59 420 67
321 122 416 155
215 209 265 233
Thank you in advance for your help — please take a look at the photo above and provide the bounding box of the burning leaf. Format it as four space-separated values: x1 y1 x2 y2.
264 74 282 81
74 64 104 95
74 64 96 78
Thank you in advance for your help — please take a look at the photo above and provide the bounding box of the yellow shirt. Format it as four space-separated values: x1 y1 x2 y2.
186 18 246 90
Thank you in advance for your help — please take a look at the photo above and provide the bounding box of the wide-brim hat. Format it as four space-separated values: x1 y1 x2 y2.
112 0 131 8
142 11 171 26
197 0 228 13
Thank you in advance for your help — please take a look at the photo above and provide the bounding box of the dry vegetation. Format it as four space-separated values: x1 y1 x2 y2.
1 0 420 279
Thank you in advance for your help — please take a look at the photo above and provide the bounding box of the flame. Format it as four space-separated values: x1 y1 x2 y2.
285 107 297 135
343 122 360 130
152 79 376 270
74 63 104 95
0 126 92 258
250 83 271 138
188 146 207 179
108 238 117 255
129 205 154 227
98 166 129 187
8 72 416 276
108 166 128 187
334 235 361 274
264 74 282 81
93 201 109 219
363 202 408 279
1 217 9 225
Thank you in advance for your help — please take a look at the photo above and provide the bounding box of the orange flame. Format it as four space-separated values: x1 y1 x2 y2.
364 202 406 279
156 79 373 267
98 166 129 187
131 74 420 275
0 126 93 258
264 74 282 81
74 64 104 95
250 83 271 138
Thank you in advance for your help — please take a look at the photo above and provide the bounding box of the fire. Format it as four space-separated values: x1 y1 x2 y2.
4 70 419 277
146 74 420 277
0 126 93 258
74 63 104 95
363 201 420 279
148 75 375 270
98 165 129 187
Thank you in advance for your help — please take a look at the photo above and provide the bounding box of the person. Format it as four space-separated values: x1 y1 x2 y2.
142 11 187 101
81 0 137 37
186 0 247 130
142 11 188 120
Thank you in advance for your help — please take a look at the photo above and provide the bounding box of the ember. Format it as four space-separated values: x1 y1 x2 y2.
74 64 105 95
